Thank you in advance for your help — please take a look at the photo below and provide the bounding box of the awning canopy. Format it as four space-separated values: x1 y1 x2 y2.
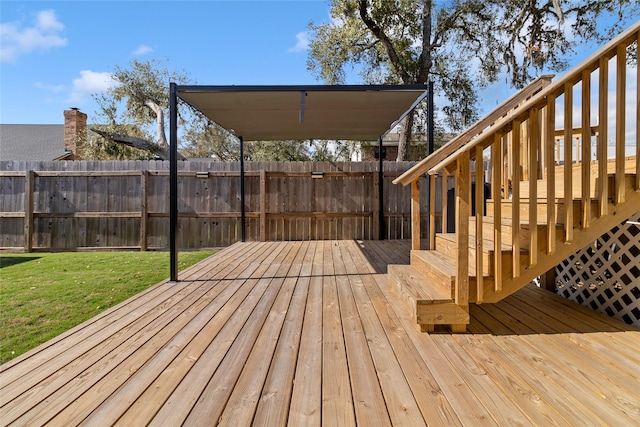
176 85 428 141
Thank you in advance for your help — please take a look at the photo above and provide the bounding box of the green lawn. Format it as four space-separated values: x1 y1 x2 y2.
0 250 215 365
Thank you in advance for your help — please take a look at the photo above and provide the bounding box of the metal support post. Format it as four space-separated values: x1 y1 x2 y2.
169 83 178 281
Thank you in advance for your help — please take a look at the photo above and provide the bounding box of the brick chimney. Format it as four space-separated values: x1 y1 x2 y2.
64 108 87 160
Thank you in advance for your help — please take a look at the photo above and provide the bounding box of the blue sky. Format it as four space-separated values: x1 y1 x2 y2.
1 0 331 124
0 1 636 127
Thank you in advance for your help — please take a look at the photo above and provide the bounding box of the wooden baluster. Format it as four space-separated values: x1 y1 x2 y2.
615 43 626 203
545 96 556 255
441 170 448 234
475 145 484 303
411 179 420 250
598 56 609 217
581 70 592 230
492 133 502 292
511 118 521 278
529 108 539 267
521 117 529 181
503 133 510 201
564 82 574 242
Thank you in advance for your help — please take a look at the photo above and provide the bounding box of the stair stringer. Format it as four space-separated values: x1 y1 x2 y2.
478 182 640 304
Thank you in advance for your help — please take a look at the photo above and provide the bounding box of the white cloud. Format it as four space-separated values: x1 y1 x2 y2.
68 70 116 104
132 44 153 56
289 31 310 53
33 81 65 93
0 9 67 63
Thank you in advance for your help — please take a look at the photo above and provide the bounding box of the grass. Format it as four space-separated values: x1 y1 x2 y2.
0 250 215 365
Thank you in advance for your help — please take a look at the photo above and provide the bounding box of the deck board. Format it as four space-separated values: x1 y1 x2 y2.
2 240 639 426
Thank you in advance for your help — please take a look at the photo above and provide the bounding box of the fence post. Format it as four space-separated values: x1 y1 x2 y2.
23 170 34 252
372 169 379 240
140 170 148 251
260 169 266 241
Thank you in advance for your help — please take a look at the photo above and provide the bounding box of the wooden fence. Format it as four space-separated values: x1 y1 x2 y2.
0 160 449 251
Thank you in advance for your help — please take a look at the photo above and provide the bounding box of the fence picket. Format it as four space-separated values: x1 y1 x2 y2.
0 160 452 250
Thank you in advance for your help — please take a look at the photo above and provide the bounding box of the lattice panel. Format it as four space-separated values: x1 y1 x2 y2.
555 211 640 327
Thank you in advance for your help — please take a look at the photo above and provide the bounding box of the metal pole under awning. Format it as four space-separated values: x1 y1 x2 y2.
169 82 178 281
240 136 246 242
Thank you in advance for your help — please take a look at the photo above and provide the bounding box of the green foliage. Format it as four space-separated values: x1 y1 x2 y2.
308 0 639 134
181 118 239 160
0 251 214 364
245 140 312 161
83 59 351 162
97 59 189 129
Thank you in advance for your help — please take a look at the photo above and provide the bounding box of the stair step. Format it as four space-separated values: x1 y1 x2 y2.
485 197 603 228
410 250 456 294
388 264 453 305
467 216 563 254
435 232 529 276
387 264 469 329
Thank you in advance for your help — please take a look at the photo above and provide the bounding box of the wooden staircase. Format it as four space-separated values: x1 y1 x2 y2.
390 22 640 332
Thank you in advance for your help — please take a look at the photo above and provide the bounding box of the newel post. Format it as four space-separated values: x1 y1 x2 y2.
455 150 471 311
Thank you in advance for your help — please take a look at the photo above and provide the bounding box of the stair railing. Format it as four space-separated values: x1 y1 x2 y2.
394 21 639 309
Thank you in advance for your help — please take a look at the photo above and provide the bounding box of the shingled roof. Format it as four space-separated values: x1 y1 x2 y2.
0 124 70 161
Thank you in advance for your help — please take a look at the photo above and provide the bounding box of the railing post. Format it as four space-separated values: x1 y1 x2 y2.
455 150 470 320
637 31 640 191
429 174 436 249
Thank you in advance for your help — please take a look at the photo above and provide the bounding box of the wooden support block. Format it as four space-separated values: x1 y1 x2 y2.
450 324 467 333
416 302 470 325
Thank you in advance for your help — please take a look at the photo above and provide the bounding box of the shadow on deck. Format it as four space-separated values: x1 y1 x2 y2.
1 240 638 426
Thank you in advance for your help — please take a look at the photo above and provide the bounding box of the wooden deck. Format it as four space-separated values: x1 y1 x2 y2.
1 240 639 426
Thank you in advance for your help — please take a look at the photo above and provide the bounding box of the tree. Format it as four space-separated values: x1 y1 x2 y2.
308 0 638 161
83 59 228 160
84 59 344 162
84 60 185 159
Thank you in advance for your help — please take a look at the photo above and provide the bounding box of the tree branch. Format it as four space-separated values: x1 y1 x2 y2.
144 100 168 147
417 0 433 83
91 128 185 160
358 0 412 83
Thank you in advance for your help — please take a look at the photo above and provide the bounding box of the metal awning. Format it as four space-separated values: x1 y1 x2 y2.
176 85 428 141
168 83 429 281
